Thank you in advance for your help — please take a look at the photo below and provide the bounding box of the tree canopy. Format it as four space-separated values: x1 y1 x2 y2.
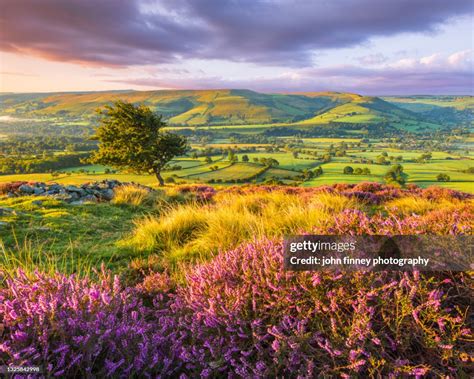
384 164 407 186
90 101 187 185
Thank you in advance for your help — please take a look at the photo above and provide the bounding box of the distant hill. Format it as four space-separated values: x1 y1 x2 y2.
1 90 471 129
383 96 474 126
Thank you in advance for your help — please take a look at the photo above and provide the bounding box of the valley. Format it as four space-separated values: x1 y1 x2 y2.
0 90 472 192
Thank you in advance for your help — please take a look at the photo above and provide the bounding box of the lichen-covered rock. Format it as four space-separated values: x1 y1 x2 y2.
1 180 149 203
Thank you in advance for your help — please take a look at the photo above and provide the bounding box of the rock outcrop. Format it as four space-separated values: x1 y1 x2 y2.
0 180 147 204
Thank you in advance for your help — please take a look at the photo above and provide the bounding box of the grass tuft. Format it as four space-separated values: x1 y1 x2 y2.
112 184 166 207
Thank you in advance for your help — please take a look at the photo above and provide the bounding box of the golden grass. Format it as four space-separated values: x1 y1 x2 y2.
123 191 362 266
112 185 166 207
125 205 208 252
384 197 460 216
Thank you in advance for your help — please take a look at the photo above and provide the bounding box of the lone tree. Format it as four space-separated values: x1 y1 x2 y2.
437 173 450 182
343 166 354 175
90 101 187 186
384 164 406 186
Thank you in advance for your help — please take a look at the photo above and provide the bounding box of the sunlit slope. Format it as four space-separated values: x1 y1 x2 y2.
383 96 474 111
296 95 421 124
0 89 334 124
0 89 451 128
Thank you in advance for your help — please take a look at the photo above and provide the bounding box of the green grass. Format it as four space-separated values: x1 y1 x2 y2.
0 135 471 192
403 161 474 185
1 188 357 278
239 152 317 170
301 155 474 191
170 159 207 169
302 137 361 144
294 96 427 127
61 159 206 174
174 160 230 177
0 195 148 275
260 167 302 180
62 164 110 173
1 157 471 192
123 190 359 268
186 162 263 181
0 172 163 186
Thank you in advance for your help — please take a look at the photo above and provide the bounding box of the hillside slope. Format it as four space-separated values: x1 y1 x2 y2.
0 89 453 128
295 95 421 125
383 96 474 125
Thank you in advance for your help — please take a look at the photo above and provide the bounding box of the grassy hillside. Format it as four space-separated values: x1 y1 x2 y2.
0 89 455 129
0 89 336 125
383 96 474 126
384 95 474 111
296 95 422 125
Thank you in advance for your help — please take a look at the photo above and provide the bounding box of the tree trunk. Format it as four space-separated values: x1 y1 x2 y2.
155 170 164 186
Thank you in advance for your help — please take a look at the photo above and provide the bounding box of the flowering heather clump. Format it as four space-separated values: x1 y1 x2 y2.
330 182 351 192
136 271 175 295
327 206 473 235
421 186 473 201
335 182 472 203
220 182 472 204
178 239 473 377
1 239 473 377
176 184 216 201
0 270 182 377
0 181 27 195
341 190 382 204
352 182 388 193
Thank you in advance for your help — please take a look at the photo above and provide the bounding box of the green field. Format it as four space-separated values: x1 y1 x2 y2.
238 152 317 170
186 162 263 181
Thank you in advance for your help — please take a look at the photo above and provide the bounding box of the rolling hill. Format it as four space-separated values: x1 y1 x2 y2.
383 96 474 126
0 89 470 129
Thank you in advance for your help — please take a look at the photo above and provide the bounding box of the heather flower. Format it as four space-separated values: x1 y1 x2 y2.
175 239 471 377
0 270 182 377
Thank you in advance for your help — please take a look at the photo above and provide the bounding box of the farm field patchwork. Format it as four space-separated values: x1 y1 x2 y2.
1 143 472 191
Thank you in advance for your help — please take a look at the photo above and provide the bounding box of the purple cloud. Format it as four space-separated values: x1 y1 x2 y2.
109 51 474 95
1 0 472 67
357 54 389 65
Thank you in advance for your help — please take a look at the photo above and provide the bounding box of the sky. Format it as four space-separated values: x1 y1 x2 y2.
0 0 473 95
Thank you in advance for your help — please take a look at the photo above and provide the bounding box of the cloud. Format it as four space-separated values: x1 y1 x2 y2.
1 0 472 67
448 49 473 66
0 71 38 77
357 54 389 65
108 50 474 95
390 50 473 70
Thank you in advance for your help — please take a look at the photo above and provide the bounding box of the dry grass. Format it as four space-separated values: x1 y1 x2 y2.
112 185 165 207
384 196 460 216
123 191 361 266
